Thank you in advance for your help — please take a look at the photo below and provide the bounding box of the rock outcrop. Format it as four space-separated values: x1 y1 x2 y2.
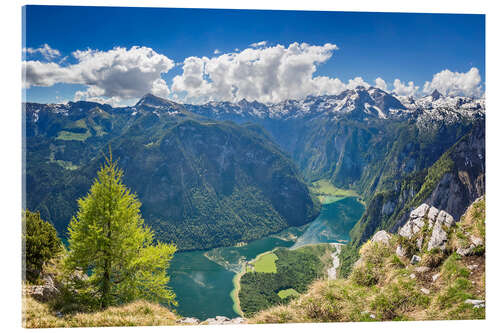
23 274 60 302
398 203 455 251
371 230 392 245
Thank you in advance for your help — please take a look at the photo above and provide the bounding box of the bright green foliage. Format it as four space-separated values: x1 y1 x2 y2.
23 210 62 282
254 253 278 273
277 288 300 299
64 151 177 309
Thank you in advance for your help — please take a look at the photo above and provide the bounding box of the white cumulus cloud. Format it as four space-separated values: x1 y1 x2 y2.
346 77 370 90
392 79 419 96
250 41 268 48
23 44 61 60
172 42 340 103
23 46 174 105
422 67 482 97
23 42 485 105
374 77 388 91
310 76 347 96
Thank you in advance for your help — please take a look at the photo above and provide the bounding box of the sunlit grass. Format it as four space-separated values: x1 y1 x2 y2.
309 179 361 204
23 296 179 328
56 130 90 141
254 252 278 273
278 288 300 299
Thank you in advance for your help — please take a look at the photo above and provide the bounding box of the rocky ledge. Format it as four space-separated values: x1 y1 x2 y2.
398 203 455 251
176 316 248 325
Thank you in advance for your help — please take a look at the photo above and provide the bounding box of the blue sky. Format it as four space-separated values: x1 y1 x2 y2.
23 6 485 105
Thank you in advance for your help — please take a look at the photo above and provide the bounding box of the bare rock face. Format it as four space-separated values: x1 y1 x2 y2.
427 206 440 225
470 235 483 247
371 230 392 245
398 204 455 251
399 204 429 238
457 245 476 256
415 266 430 273
427 210 454 251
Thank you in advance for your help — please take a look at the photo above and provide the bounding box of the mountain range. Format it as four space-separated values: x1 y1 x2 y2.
24 86 485 257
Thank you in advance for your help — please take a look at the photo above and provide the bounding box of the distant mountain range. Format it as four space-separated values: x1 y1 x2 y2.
24 86 485 255
183 86 483 121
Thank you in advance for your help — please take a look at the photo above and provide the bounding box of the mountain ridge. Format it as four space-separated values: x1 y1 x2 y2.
24 88 485 254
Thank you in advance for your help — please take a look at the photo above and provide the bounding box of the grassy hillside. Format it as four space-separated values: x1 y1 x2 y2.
23 296 178 328
250 198 485 323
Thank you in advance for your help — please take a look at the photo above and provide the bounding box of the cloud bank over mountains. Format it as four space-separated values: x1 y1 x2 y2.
23 43 484 106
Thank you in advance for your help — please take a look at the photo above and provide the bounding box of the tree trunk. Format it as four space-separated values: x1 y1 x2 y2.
101 168 113 309
101 258 111 309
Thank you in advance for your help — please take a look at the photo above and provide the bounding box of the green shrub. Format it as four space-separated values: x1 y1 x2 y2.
351 263 379 287
421 251 445 268
397 236 419 258
23 210 62 283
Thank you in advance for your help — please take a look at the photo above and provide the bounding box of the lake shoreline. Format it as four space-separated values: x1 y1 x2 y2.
170 186 365 319
231 241 347 318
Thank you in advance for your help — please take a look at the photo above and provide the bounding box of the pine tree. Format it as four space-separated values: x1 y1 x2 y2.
64 150 177 309
23 210 62 283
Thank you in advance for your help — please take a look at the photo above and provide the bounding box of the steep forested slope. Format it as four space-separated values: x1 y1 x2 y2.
25 96 319 250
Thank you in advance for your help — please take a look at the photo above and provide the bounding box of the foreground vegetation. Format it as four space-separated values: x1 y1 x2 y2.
250 198 486 323
23 295 178 328
65 151 177 309
23 152 178 327
23 210 62 283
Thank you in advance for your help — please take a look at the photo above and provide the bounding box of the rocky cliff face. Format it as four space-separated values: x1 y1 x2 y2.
424 123 485 220
350 120 484 246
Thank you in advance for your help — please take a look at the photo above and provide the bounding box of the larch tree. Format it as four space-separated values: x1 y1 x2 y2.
64 150 177 309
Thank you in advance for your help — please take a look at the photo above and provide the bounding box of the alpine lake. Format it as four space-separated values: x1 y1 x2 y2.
167 194 365 319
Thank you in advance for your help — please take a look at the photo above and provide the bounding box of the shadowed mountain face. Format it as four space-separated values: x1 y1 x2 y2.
25 87 484 252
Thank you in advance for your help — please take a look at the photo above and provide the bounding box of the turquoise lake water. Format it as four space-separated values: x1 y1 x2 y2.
167 196 365 319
